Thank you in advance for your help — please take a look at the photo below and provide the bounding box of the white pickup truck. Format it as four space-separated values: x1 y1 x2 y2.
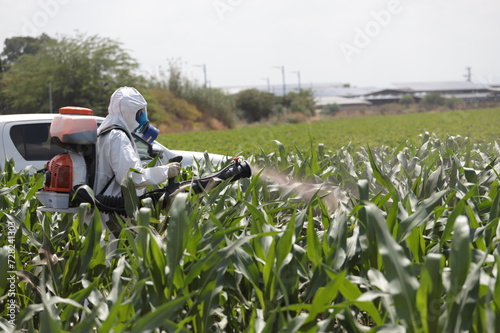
0 113 226 173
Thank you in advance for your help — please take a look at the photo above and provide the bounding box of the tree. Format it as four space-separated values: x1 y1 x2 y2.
235 89 275 122
0 34 53 72
1 33 142 115
0 66 6 113
285 89 316 116
0 35 54 113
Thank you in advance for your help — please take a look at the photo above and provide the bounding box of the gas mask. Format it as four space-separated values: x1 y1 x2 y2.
134 108 159 144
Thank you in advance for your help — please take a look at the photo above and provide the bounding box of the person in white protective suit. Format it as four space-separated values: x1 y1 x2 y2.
94 87 180 232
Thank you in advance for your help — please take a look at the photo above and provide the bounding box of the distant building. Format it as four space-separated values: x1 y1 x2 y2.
357 81 500 105
315 96 371 107
311 84 373 108
221 82 349 96
220 80 500 108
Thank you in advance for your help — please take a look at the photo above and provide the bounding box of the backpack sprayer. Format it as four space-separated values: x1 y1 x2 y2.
36 107 252 214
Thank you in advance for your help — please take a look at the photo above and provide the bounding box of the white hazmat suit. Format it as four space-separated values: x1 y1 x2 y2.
94 87 180 199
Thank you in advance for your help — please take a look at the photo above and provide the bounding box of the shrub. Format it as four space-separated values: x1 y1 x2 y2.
323 103 340 115
161 59 237 129
235 88 275 122
399 94 415 106
183 86 236 129
285 89 316 116
147 88 202 131
421 92 445 107
445 97 463 110
284 111 307 123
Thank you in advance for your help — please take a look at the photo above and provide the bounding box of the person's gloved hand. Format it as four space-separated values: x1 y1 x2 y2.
166 162 181 178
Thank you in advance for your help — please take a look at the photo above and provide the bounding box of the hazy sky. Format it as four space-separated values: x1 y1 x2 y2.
1 0 499 89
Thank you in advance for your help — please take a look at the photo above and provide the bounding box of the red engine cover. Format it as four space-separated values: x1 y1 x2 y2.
44 154 73 192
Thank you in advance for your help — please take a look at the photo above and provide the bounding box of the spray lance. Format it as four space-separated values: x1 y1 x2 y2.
73 157 252 216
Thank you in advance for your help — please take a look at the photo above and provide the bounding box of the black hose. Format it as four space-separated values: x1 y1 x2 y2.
73 159 252 215
178 160 252 194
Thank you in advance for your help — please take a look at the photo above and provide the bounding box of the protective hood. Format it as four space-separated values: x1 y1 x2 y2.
98 87 148 136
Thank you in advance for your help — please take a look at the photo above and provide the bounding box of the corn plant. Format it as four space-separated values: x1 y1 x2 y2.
0 132 499 332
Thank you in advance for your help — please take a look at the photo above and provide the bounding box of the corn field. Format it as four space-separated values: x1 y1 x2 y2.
1 132 500 332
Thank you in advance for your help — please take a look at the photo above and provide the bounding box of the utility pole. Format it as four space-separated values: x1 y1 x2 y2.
48 82 53 113
194 64 208 87
262 77 271 92
464 67 471 82
273 66 286 96
291 71 301 90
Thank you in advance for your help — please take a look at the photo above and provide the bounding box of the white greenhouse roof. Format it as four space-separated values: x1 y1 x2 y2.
316 96 371 106
390 81 490 92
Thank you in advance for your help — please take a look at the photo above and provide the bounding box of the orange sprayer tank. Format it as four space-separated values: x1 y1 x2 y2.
50 107 97 145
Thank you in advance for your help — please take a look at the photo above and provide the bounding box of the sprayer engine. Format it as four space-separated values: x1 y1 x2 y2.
43 152 88 191
43 154 72 192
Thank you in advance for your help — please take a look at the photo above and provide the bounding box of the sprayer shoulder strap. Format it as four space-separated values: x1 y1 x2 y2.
96 125 133 195
98 125 132 141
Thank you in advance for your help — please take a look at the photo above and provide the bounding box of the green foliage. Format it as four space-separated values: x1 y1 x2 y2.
1 129 500 331
235 88 275 122
421 92 445 107
285 88 316 116
147 88 202 131
166 58 185 98
400 94 415 106
322 103 341 115
1 33 142 115
283 112 308 124
0 34 319 127
0 34 53 72
183 86 236 129
146 59 235 131
445 96 464 110
159 108 500 157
